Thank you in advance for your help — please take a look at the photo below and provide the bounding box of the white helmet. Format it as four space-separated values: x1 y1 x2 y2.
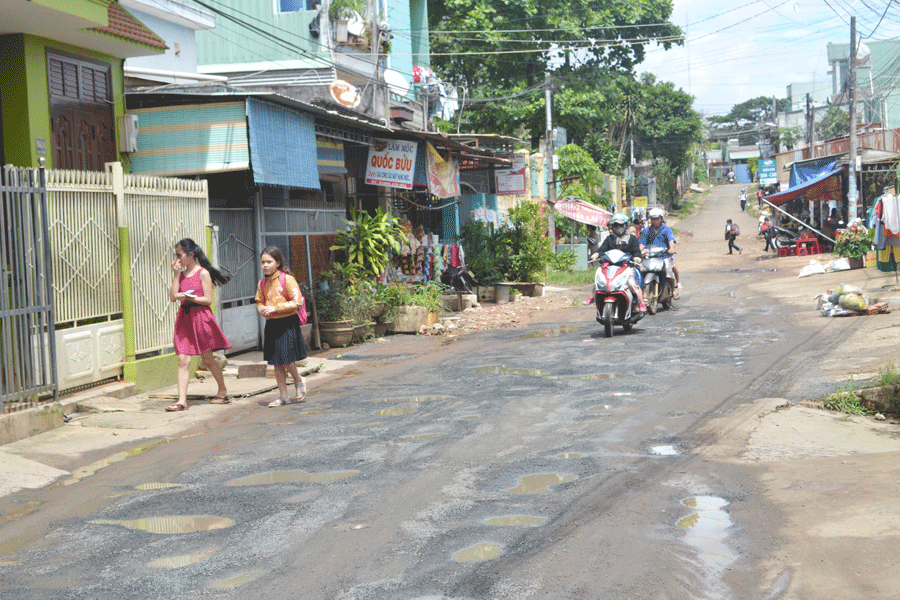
648 207 665 219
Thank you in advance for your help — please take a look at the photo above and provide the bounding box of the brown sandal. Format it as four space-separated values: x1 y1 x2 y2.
210 396 231 405
165 403 188 412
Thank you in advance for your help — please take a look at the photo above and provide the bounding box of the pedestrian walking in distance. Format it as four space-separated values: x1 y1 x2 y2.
739 188 747 212
166 238 232 411
255 246 308 407
761 216 774 252
725 219 742 255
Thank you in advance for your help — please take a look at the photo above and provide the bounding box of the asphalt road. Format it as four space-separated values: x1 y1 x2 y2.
0 184 897 599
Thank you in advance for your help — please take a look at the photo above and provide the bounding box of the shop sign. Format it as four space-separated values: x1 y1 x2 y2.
365 139 418 189
633 196 648 209
758 159 777 185
495 154 527 195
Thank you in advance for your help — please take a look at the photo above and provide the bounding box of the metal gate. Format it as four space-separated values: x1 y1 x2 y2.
0 166 58 410
211 208 260 353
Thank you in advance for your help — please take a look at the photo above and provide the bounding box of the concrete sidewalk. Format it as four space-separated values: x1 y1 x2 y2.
0 350 355 499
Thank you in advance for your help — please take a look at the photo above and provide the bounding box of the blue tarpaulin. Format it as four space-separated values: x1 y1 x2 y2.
789 159 838 188
765 166 844 207
247 98 319 190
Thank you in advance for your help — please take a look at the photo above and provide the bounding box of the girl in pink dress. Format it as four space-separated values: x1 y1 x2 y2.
166 238 232 411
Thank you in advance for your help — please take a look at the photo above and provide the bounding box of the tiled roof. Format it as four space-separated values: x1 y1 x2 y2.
92 2 168 50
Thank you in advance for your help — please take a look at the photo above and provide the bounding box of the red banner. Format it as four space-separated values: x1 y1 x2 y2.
554 201 612 227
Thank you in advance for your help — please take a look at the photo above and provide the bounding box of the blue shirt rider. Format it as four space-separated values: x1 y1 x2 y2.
638 207 681 296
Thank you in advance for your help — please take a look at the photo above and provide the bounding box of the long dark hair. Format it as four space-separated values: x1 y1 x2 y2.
177 238 231 286
261 246 292 275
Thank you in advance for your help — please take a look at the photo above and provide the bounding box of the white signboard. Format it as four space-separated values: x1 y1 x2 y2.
495 154 528 195
365 138 418 189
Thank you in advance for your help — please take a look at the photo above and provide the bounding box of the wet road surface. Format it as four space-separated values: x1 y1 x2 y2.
0 187 864 599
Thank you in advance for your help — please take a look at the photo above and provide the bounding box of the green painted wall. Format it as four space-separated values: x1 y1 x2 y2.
33 0 109 25
0 34 126 169
195 2 324 71
0 36 33 167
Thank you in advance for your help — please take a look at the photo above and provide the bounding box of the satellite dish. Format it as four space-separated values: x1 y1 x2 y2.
329 79 361 108
383 69 410 98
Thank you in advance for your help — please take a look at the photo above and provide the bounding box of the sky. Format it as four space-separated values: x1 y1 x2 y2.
638 0 900 117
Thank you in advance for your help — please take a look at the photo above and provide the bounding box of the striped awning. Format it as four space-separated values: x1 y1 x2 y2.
317 139 346 174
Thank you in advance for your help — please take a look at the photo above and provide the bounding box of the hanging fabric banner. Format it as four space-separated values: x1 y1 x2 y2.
554 200 612 227
365 138 418 189
426 142 460 199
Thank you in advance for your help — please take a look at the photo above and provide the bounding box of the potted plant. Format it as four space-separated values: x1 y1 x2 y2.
330 208 405 278
834 221 873 269
347 280 377 342
328 0 366 42
314 264 358 348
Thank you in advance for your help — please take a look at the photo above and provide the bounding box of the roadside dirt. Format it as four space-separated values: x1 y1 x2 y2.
676 184 900 599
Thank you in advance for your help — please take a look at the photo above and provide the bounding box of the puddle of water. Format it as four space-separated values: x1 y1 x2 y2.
556 453 581 459
90 515 234 534
461 415 479 420
335 523 371 531
227 470 359 486
651 445 679 456
136 482 182 490
675 320 706 326
550 373 624 380
517 325 583 338
403 433 442 440
589 405 611 411
677 496 735 576
509 473 577 495
148 548 217 569
453 543 501 562
0 500 42 525
209 572 265 590
370 396 450 403
0 559 24 566
484 515 545 526
354 423 383 428
377 404 417 416
475 365 547 377
55 438 169 487
681 328 708 334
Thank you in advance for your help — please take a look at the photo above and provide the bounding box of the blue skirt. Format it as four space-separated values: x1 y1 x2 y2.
263 314 308 366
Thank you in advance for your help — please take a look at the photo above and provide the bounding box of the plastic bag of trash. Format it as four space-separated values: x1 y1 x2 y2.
837 283 863 296
838 292 868 311
798 260 826 278
825 258 851 272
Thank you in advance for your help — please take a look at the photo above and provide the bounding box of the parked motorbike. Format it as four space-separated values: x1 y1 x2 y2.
593 249 643 337
770 225 801 249
640 246 675 314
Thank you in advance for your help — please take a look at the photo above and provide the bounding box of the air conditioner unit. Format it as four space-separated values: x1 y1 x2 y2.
117 114 139 153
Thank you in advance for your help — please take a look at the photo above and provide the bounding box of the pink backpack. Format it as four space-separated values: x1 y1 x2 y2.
259 272 307 325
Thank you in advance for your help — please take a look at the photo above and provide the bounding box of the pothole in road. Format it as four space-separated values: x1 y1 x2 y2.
148 547 217 568
517 325 584 338
651 445 679 456
556 453 582 459
135 482 182 490
370 395 451 402
476 365 548 377
548 373 624 380
508 473 577 494
677 496 736 578
227 470 359 486
403 433 442 440
453 543 502 562
90 515 234 534
377 404 418 416
484 515 545 526
209 572 265 590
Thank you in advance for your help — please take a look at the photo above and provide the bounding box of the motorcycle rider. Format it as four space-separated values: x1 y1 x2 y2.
639 207 679 299
583 215 646 311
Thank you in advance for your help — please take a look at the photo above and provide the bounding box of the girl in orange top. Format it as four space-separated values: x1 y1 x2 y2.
255 246 308 407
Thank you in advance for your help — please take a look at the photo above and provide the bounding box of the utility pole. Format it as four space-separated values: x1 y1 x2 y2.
849 16 859 220
806 93 813 149
545 72 556 242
